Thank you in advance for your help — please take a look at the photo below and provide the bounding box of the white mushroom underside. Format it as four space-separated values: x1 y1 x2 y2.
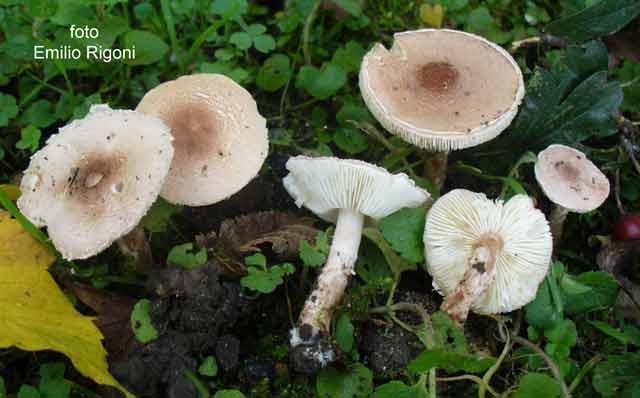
283 156 430 223
424 189 552 314
359 29 525 151
18 105 174 260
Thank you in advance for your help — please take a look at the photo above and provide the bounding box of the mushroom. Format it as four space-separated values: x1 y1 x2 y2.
534 144 610 244
283 156 430 371
18 104 174 260
424 189 552 323
136 73 268 206
359 29 525 189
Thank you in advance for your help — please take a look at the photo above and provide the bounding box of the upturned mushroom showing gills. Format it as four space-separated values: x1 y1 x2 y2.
424 189 552 323
359 29 524 189
136 73 268 206
18 104 174 260
283 156 430 372
534 144 610 245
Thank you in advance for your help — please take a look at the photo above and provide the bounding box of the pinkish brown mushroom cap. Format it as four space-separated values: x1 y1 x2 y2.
137 74 269 206
18 104 174 260
359 29 525 152
534 144 610 213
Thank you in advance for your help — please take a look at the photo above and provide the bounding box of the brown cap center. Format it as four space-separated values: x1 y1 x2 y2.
65 153 126 207
167 103 222 162
418 62 459 95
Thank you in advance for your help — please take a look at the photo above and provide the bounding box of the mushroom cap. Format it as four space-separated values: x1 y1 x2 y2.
18 104 174 260
424 189 552 314
136 73 268 206
283 156 430 223
359 29 525 152
534 144 610 213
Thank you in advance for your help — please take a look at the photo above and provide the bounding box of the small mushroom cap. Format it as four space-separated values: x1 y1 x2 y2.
136 73 268 206
424 189 552 314
18 104 174 260
534 144 610 213
283 156 430 223
359 29 525 152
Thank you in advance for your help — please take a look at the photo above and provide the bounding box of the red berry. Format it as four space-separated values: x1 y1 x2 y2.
613 213 640 241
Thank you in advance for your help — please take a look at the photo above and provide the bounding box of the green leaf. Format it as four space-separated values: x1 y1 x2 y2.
464 7 512 44
230 32 252 50
210 0 247 20
22 99 56 128
408 348 496 374
253 34 276 53
256 54 291 92
615 60 640 113
16 126 41 153
363 227 416 275
17 386 40 398
198 356 219 377
331 0 362 16
334 127 368 154
332 41 367 74
24 0 57 18
593 352 640 397
214 390 245 398
561 271 619 314
296 63 347 100
379 207 426 264
123 30 169 65
71 93 102 121
373 381 428 398
299 240 326 268
50 0 93 26
245 252 267 268
39 363 70 398
240 263 295 294
0 93 18 127
525 270 563 329
589 321 640 346
139 198 181 233
0 376 5 398
547 0 640 43
335 313 354 353
316 364 373 398
336 101 373 126
544 319 577 348
167 243 208 269
131 299 159 344
431 311 468 353
514 373 562 398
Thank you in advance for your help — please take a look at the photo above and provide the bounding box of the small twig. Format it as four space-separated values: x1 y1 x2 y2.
480 322 511 398
510 33 567 53
512 335 571 398
302 0 322 65
620 136 640 176
615 169 626 215
437 375 501 397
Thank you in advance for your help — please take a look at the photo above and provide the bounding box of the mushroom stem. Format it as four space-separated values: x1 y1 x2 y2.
441 243 498 324
297 208 364 336
550 205 569 245
422 150 449 191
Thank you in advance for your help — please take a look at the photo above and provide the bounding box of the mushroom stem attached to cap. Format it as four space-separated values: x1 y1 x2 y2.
422 150 449 190
283 156 429 372
298 208 364 335
549 205 570 244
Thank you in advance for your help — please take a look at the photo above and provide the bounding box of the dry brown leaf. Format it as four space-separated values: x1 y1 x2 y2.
196 211 318 278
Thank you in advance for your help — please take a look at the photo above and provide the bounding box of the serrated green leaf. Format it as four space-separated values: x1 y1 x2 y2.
431 311 468 353
334 127 368 154
332 41 367 74
21 100 56 128
547 0 640 43
240 263 294 294
544 319 577 348
363 227 416 275
408 348 496 374
379 207 426 264
167 243 208 269
245 252 267 268
0 93 18 127
373 381 428 398
131 299 159 344
317 364 372 398
561 271 619 314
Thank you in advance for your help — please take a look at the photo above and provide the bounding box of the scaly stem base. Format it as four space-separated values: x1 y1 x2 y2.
422 150 449 191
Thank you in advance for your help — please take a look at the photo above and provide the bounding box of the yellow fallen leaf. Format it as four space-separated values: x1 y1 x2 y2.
0 184 20 202
0 212 132 397
420 3 445 28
